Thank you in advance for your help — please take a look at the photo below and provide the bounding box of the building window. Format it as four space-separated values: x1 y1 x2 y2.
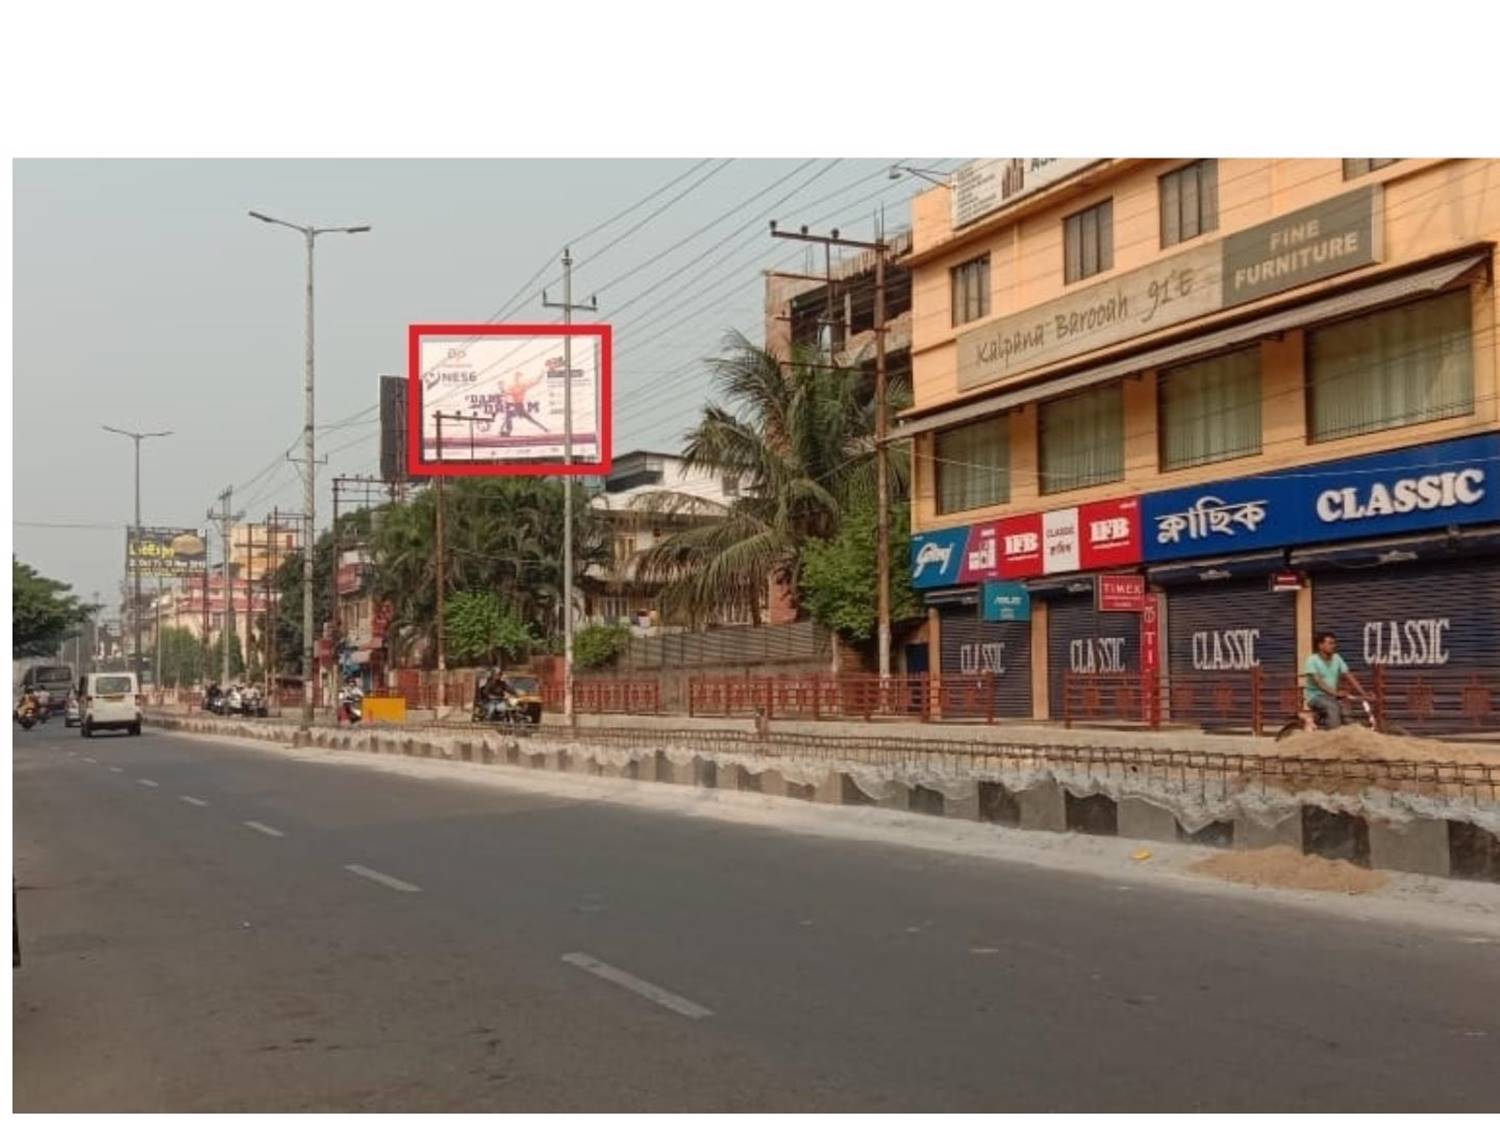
935 416 1010 514
1158 346 1262 471
1307 289 1474 442
613 534 637 566
1039 382 1124 494
950 254 990 326
1343 158 1399 180
1159 160 1219 248
1064 199 1113 285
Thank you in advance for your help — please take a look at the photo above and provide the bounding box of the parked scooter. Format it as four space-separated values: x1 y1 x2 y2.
240 684 268 718
339 680 364 725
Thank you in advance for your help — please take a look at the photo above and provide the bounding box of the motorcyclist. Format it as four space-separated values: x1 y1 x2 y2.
481 665 517 721
16 687 40 724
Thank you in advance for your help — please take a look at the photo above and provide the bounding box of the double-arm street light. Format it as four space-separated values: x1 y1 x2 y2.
101 425 172 686
248 210 371 730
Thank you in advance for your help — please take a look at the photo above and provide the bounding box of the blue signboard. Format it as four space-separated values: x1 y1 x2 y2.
909 526 968 589
982 580 1031 622
1142 434 1500 562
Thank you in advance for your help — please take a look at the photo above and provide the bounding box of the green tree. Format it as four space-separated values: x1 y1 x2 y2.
369 478 608 664
13 557 94 657
157 626 204 688
443 590 532 666
800 501 922 642
636 331 910 624
573 622 631 670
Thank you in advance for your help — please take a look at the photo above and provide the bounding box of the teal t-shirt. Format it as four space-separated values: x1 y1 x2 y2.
1304 652 1349 703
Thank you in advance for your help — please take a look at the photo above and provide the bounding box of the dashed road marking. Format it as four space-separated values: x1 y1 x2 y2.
343 864 421 893
137 778 160 788
243 820 285 838
83 757 98 764
109 767 125 773
180 796 209 807
561 952 714 1020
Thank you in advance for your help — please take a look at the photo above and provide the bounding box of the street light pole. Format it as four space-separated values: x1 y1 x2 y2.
102 425 172 688
249 210 370 730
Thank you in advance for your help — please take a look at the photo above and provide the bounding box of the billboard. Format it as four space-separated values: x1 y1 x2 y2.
408 324 612 477
127 527 208 579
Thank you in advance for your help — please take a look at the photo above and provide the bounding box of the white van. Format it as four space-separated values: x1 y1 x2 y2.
80 672 142 738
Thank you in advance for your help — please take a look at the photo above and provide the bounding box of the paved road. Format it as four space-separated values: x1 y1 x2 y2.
13 724 1500 1111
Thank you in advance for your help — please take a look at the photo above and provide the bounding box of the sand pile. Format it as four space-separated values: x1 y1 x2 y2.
1189 845 1389 894
1276 724 1494 765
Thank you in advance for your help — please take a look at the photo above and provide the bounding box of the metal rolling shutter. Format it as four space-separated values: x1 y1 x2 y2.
939 610 1033 718
1167 579 1298 726
1313 557 1500 734
1047 594 1142 718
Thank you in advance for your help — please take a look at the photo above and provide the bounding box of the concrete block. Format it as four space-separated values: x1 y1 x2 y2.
734 765 761 793
1369 817 1451 878
458 741 473 762
716 763 739 792
692 756 717 788
816 771 844 804
942 781 980 821
759 769 788 798
481 743 496 765
555 750 571 772
876 782 910 812
909 785 946 817
668 757 697 786
1018 780 1066 833
505 744 521 766
1236 812 1302 851
527 751 549 769
1118 798 1180 844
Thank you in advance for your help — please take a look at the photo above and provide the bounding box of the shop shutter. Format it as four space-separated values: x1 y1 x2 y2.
1167 579 1298 727
1047 594 1142 719
938 610 1033 718
1313 557 1500 735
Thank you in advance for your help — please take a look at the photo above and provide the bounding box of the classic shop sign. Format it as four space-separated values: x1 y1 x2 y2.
956 185 1381 393
1141 433 1500 562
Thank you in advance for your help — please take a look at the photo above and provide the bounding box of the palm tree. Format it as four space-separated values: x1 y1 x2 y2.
636 330 909 625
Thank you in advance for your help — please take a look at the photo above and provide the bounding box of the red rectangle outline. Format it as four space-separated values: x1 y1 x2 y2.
408 323 613 477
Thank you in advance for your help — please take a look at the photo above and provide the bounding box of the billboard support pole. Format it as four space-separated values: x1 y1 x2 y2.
331 479 341 707
543 249 599 727
103 426 172 688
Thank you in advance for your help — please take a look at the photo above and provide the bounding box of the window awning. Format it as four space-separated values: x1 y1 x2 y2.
1146 550 1288 587
1287 525 1500 570
893 250 1491 441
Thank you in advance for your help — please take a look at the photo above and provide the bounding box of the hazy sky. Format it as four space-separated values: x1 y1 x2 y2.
13 157 945 604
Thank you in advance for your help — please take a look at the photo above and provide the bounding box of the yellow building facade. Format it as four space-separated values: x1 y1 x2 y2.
899 159 1499 731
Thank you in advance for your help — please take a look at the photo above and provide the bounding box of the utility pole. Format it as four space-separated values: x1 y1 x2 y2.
207 488 244 687
543 249 600 725
331 479 342 699
769 221 893 678
101 426 172 687
435 475 446 709
248 210 370 730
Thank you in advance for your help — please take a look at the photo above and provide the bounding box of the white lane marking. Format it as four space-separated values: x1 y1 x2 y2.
109 767 125 773
561 952 714 1020
83 757 98 764
137 778 160 788
180 796 209 807
243 820 285 838
343 864 421 893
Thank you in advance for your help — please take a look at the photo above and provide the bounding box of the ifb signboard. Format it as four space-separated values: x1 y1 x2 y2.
127 527 208 579
408 324 613 477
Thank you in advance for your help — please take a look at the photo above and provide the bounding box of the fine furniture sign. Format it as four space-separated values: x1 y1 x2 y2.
956 185 1381 392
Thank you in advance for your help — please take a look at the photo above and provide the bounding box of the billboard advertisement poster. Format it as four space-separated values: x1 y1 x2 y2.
127 527 208 578
408 324 612 477
909 526 968 590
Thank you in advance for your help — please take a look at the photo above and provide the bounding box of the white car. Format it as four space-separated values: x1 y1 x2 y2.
64 693 81 727
80 672 142 738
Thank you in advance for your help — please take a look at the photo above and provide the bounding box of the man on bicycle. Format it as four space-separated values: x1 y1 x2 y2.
1303 630 1368 729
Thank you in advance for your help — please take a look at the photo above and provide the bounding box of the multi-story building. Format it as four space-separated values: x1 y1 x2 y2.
585 449 750 632
898 158 1498 726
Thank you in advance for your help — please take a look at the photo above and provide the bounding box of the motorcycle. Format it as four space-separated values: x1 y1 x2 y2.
1274 694 1378 741
474 694 529 729
240 685 268 718
15 698 38 731
339 684 364 726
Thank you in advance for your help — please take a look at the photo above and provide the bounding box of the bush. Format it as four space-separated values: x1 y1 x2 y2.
573 623 631 670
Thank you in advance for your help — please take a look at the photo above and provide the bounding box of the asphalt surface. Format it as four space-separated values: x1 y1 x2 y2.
13 722 1500 1112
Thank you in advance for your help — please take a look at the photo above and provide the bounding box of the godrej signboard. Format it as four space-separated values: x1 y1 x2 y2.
1141 434 1500 561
